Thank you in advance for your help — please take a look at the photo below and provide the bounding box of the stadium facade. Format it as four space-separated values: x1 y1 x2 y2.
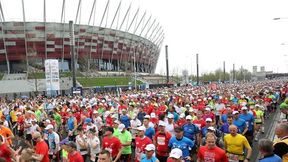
0 0 164 74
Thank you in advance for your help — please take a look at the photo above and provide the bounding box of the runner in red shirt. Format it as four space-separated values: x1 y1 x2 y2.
31 132 50 162
0 135 12 162
176 114 187 127
197 133 228 162
66 142 84 162
102 127 122 161
118 100 128 112
153 121 172 162
135 126 152 162
193 111 205 129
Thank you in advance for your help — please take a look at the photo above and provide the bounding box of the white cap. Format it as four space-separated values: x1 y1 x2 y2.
45 124 54 130
112 114 118 119
189 108 194 112
151 113 156 118
137 126 146 131
205 107 211 111
144 115 150 119
255 104 260 107
145 144 155 151
241 106 248 110
114 120 120 125
158 121 166 127
179 113 185 118
93 110 98 114
232 111 239 115
207 126 216 131
205 118 212 122
104 111 111 118
27 110 34 114
118 124 125 132
16 112 22 115
167 114 174 119
45 119 51 124
169 148 182 159
186 115 193 120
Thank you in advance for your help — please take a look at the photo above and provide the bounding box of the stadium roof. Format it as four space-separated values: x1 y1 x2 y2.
0 0 164 44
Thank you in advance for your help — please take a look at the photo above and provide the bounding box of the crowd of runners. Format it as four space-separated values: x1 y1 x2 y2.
0 79 287 162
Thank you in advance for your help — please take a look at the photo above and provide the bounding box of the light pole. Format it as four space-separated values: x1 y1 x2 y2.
69 21 76 88
196 54 199 86
134 51 137 90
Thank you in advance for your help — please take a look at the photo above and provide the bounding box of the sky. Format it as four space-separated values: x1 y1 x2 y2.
2 0 288 75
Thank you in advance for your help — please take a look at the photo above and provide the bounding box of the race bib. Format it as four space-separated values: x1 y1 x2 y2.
227 153 239 162
157 136 165 145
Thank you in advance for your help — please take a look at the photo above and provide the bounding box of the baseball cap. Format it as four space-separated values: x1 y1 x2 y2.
232 111 239 115
205 118 212 122
150 113 156 118
112 114 118 119
207 126 216 131
92 110 98 114
45 124 54 130
179 113 185 118
114 120 120 125
205 107 211 111
145 144 155 151
144 115 150 119
137 126 146 131
167 114 174 119
45 119 51 124
158 121 166 127
241 107 248 110
186 115 192 120
169 148 183 159
84 118 92 124
118 124 125 132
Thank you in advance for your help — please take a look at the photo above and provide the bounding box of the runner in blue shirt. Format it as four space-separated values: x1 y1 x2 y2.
232 111 247 134
239 106 255 145
168 127 194 162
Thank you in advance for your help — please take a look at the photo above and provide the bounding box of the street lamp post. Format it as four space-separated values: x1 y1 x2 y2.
134 51 137 90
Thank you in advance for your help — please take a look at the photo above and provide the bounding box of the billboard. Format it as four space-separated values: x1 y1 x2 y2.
45 59 60 95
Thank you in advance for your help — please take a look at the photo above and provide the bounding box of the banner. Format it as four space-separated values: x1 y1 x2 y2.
45 59 60 95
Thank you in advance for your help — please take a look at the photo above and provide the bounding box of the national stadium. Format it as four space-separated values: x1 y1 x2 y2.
0 0 164 74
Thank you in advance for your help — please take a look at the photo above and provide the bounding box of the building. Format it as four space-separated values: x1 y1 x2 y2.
0 0 163 74
251 66 273 81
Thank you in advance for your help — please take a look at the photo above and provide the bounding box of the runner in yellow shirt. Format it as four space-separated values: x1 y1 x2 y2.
224 125 252 162
254 104 264 141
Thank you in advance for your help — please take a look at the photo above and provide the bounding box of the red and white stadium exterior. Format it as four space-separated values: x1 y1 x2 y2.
0 0 164 74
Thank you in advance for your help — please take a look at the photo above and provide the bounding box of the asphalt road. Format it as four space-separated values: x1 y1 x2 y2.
250 109 280 162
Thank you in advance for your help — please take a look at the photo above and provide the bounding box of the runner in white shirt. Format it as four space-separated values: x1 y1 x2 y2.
87 129 101 162
30 118 40 134
75 127 88 160
165 114 176 136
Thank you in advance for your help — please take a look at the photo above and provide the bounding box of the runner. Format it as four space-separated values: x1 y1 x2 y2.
168 127 195 162
153 120 172 161
224 125 252 162
197 133 228 162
